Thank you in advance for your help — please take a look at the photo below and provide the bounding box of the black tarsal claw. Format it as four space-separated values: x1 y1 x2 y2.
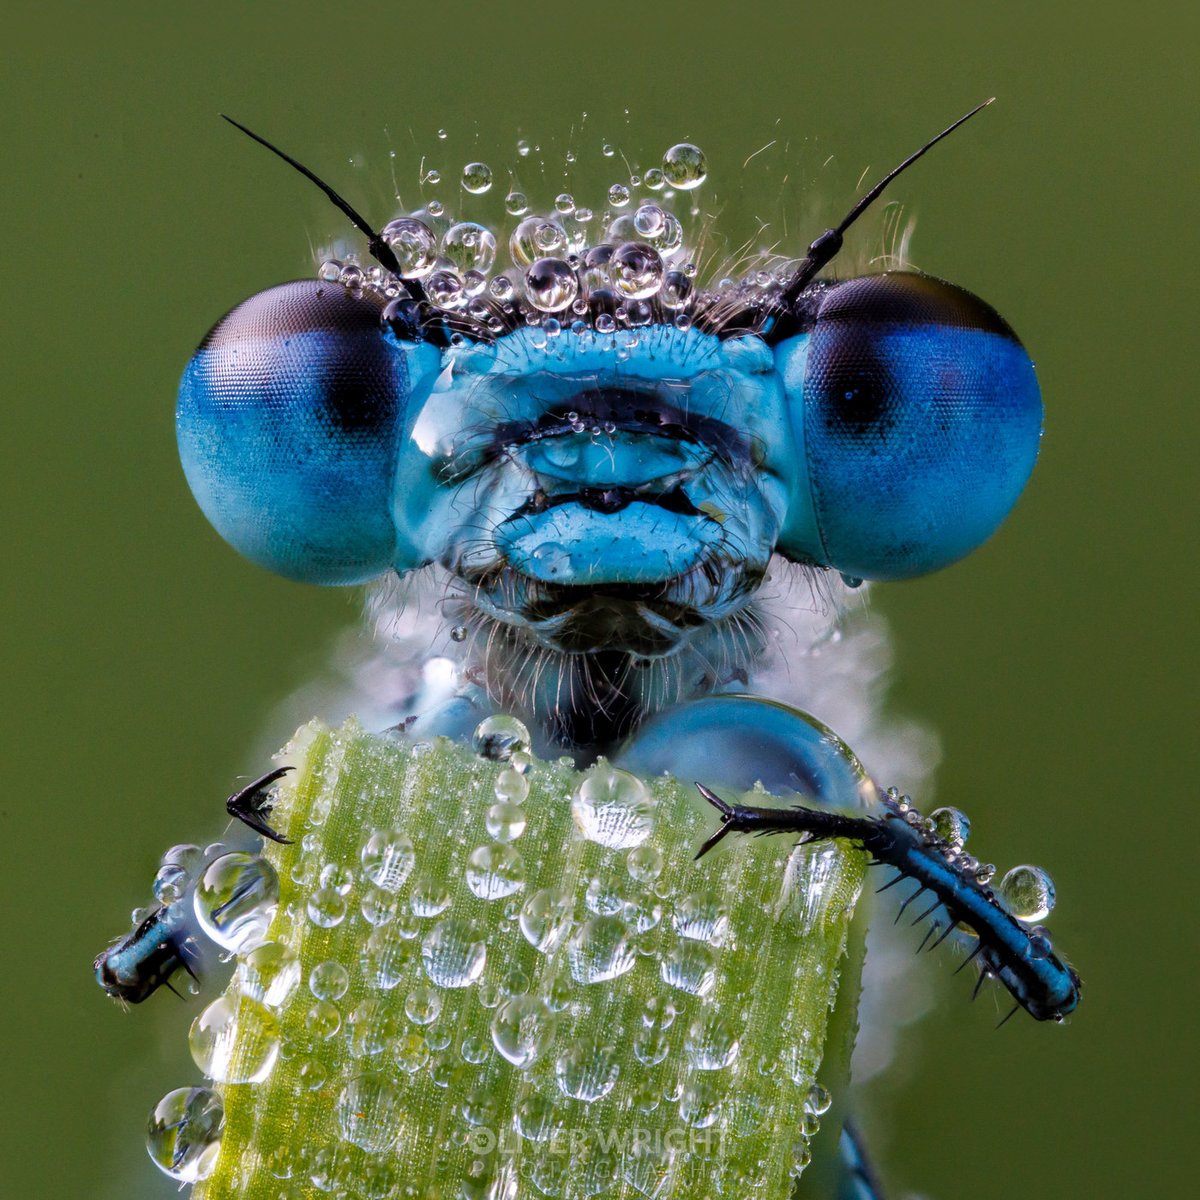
226 766 295 844
694 783 739 860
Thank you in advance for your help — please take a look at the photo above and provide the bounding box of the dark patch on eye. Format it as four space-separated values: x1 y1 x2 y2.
812 339 897 442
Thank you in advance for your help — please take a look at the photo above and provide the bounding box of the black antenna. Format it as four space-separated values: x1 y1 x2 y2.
221 115 427 304
777 99 994 310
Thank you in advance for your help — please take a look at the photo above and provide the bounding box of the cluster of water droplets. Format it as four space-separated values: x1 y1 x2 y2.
144 717 855 1195
316 138 738 344
884 787 1059 947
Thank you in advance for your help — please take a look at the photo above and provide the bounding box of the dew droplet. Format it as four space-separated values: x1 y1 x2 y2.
427 269 465 309
662 143 707 189
305 999 341 1039
568 914 636 983
572 762 656 848
491 994 555 1067
495 766 530 804
381 217 438 279
610 242 665 300
525 258 579 312
519 888 573 953
509 216 567 267
422 917 487 987
685 1011 740 1070
193 852 278 954
153 863 189 905
404 984 443 1025
361 885 401 926
505 190 529 216
515 1089 561 1142
236 941 300 1009
661 940 717 996
486 800 527 842
643 167 665 191
556 1037 619 1101
608 183 631 208
661 269 694 310
189 994 280 1084
465 843 526 900
146 1087 224 1183
309 959 350 1002
361 923 419 989
410 872 452 918
337 1073 405 1151
472 714 531 761
360 827 416 893
805 1083 833 1115
461 161 493 194
930 806 971 849
998 864 1057 923
319 862 354 895
680 1074 723 1127
306 885 347 928
633 203 666 238
442 221 498 273
672 892 730 944
626 844 664 883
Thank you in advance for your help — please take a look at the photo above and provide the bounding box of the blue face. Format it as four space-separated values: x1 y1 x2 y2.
178 269 1041 658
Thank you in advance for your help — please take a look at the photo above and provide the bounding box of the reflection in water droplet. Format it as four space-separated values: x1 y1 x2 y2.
680 1073 723 1127
556 1038 619 1101
491 995 555 1067
410 872 452 918
146 1086 224 1183
486 800 527 842
465 843 526 900
525 258 579 312
461 162 493 194
572 763 656 848
610 242 665 300
337 1073 405 1151
237 941 300 1009
930 806 971 849
997 864 1056 923
662 143 707 189
381 217 438 279
661 940 717 997
685 1011 741 1070
189 994 280 1083
568 914 636 983
305 999 341 1039
360 828 416 893
473 715 532 761
193 852 279 953
361 923 419 989
306 885 347 929
309 959 350 1001
672 892 730 944
519 888 573 954
422 917 487 987
404 984 443 1025
515 1088 561 1142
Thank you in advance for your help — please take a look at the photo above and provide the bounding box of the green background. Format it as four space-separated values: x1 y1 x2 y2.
4 3 1195 1197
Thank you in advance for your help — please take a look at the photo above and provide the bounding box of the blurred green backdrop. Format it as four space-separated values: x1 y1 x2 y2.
4 3 1195 1197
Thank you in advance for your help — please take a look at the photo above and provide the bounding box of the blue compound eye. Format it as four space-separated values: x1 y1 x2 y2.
177 279 415 584
781 271 1043 580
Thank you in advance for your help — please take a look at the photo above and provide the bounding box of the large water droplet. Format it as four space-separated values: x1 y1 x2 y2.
672 892 729 944
610 242 665 300
662 143 707 189
442 221 497 273
525 258 579 312
146 1087 224 1183
568 914 636 983
336 1073 405 1151
555 1038 619 1101
466 843 526 900
189 994 280 1083
661 940 717 997
473 714 531 761
461 162 493 194
193 852 278 953
491 995 555 1067
510 217 567 267
236 941 300 1009
519 888 573 953
997 864 1057 923
571 763 656 848
381 217 438 279
422 917 487 987
360 827 416 893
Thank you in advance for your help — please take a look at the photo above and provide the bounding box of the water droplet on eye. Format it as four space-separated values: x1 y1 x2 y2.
571 762 656 848
422 917 486 987
306 885 347 928
568 914 636 983
319 258 342 283
309 959 350 1002
410 872 452 917
661 940 717 996
929 806 971 849
404 984 443 1025
146 1087 224 1182
337 1073 405 1151
461 161 493 194
505 190 529 216
998 864 1057 923
427 269 465 309
486 800 527 842
189 994 280 1083
685 1012 740 1070
672 892 730 944
662 142 707 189
360 827 416 892
193 852 279 953
473 714 532 762
381 217 438 279
237 941 300 1008
465 843 526 900
555 1038 619 1101
442 221 497 273
491 995 555 1067
519 888 573 953
610 241 665 300
1027 925 1053 959
660 269 694 310
607 183 631 208
524 257 579 312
